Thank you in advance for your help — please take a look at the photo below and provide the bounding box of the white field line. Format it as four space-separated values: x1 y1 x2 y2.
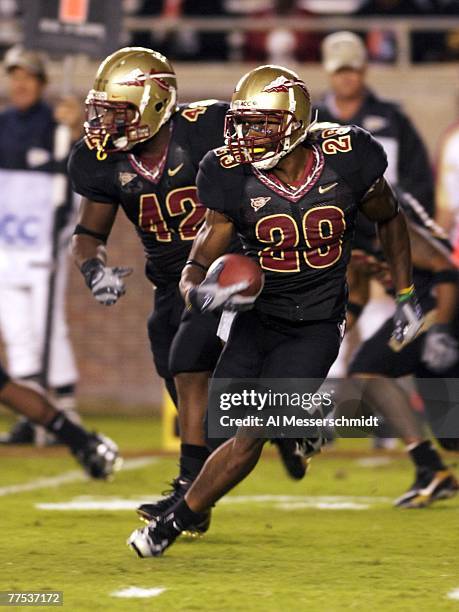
37 498 154 511
36 494 391 511
0 457 157 497
111 587 166 599
447 588 459 600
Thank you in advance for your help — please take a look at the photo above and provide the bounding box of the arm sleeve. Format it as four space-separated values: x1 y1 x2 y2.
396 111 434 215
67 141 118 204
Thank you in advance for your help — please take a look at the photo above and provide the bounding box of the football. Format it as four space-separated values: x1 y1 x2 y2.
207 253 264 297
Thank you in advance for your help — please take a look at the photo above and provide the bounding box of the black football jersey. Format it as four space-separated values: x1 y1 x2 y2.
68 101 228 286
197 124 387 321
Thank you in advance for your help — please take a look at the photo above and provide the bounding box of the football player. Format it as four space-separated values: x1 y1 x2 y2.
0 360 120 478
128 64 423 557
345 192 459 508
69 48 306 530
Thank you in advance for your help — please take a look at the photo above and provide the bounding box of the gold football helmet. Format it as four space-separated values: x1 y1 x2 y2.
84 47 177 152
224 65 313 170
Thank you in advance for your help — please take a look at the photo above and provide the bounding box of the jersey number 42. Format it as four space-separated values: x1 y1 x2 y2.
138 186 204 241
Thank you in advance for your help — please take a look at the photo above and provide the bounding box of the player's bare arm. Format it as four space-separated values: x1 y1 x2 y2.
72 198 132 306
360 177 423 345
360 177 412 292
179 209 236 308
71 197 118 267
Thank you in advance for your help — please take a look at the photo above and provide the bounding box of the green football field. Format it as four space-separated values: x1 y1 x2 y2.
1 413 459 612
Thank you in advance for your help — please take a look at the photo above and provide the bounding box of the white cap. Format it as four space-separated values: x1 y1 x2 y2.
4 46 47 80
322 31 367 74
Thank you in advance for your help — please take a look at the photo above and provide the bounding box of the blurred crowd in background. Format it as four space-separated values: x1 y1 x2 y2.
1 0 459 63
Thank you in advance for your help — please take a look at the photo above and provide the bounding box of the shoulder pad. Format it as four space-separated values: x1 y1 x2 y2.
179 100 229 123
212 145 245 170
68 137 119 203
316 124 387 198
316 124 378 154
198 148 245 217
75 136 119 165
308 123 353 146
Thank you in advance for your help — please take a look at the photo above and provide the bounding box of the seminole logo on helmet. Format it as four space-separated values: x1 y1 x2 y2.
115 69 175 92
262 76 311 100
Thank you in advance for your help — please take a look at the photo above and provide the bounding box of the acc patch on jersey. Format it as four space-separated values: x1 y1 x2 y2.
118 171 143 194
250 196 271 211
119 172 137 186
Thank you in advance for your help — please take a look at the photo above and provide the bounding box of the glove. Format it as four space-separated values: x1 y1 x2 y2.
391 285 424 348
187 261 250 313
81 258 133 306
421 323 459 373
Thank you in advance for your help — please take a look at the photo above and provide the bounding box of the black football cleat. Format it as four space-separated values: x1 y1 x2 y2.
137 477 192 522
137 477 211 535
128 513 184 558
0 419 65 446
273 436 325 480
182 508 212 537
394 467 459 508
0 419 35 444
72 433 122 479
272 438 309 480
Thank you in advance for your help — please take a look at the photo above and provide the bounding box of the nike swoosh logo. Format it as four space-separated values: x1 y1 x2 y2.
318 182 338 194
168 163 184 177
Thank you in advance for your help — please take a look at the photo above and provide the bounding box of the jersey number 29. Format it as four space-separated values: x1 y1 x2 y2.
256 206 346 271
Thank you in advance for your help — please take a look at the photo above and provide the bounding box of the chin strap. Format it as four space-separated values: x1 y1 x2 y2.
96 133 109 160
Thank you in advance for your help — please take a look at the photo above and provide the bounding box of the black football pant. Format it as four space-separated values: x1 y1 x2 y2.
206 309 342 448
213 309 342 379
147 283 222 407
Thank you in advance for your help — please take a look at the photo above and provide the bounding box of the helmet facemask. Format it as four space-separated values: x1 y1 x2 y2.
84 94 148 153
224 108 305 170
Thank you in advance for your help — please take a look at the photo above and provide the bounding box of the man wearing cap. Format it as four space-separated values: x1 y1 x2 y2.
0 46 83 444
316 31 434 216
316 32 436 448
